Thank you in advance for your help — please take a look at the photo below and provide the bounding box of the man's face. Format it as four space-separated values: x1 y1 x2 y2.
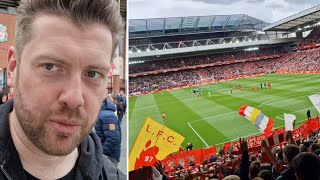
7 15 113 156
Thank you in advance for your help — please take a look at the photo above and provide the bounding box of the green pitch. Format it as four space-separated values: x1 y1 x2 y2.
129 74 320 151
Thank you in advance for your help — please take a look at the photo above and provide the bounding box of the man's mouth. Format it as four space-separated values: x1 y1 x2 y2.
49 120 81 134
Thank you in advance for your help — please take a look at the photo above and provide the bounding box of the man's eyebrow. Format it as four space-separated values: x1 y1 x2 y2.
34 54 71 66
34 55 110 72
86 65 110 73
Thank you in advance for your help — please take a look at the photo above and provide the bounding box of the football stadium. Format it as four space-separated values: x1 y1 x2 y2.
129 4 320 179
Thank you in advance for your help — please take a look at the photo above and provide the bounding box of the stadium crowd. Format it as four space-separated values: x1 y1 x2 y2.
129 48 320 94
132 130 320 180
274 49 320 72
129 71 201 92
300 27 320 46
129 47 286 74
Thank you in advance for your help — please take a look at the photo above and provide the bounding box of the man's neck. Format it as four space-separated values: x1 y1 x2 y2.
9 111 79 179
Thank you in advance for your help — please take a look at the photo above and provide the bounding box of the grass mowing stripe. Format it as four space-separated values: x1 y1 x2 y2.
129 74 320 150
153 91 229 149
129 94 162 150
128 96 137 120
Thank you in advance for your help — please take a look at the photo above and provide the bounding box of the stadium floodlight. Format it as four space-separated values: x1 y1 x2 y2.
244 47 259 51
129 50 132 53
137 49 141 53
155 48 158 51
146 48 150 52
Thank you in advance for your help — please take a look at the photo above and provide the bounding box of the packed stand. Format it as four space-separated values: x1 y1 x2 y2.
198 58 279 80
129 47 286 74
300 27 320 46
129 58 279 93
273 49 320 72
129 70 201 93
130 48 320 94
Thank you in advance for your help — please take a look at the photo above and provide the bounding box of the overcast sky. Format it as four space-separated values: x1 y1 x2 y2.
129 0 320 23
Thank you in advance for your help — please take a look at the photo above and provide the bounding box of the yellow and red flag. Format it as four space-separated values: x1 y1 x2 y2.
129 117 185 171
238 104 274 137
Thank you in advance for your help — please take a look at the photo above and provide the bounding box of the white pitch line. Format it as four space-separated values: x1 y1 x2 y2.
292 107 315 113
276 117 284 120
258 93 308 107
189 111 237 123
187 122 209 147
189 104 316 125
215 132 262 146
133 96 197 110
275 107 316 120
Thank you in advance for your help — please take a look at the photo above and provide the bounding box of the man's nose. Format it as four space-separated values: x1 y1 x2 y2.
58 75 85 109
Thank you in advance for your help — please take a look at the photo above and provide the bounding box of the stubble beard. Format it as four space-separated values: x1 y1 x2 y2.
13 75 94 156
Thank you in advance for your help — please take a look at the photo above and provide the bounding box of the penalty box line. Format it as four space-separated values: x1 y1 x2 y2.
187 122 209 147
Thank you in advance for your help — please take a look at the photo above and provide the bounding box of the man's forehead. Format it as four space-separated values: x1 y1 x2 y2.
30 14 113 50
22 15 113 65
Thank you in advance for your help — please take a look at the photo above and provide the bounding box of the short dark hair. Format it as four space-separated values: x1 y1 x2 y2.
16 0 123 60
249 164 260 179
283 144 300 163
309 143 320 153
303 141 312 149
292 152 320 180
258 170 272 180
299 144 308 152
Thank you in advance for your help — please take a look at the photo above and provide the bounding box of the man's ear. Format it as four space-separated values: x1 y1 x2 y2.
7 46 17 88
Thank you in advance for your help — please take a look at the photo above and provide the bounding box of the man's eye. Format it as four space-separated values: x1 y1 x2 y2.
44 64 59 71
87 71 102 79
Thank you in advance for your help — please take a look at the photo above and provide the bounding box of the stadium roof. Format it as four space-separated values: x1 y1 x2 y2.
129 14 269 38
263 4 320 32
